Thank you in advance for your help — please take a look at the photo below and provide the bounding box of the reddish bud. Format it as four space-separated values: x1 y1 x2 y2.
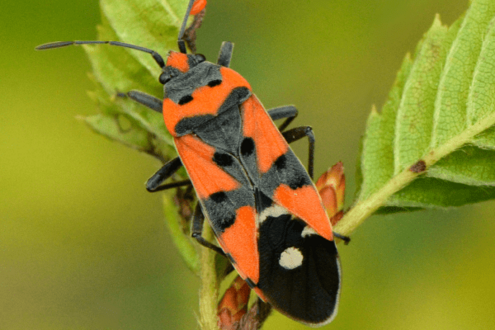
315 162 345 226
217 276 251 330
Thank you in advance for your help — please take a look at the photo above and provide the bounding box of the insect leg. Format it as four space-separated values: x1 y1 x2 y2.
282 126 315 179
191 203 226 256
333 232 351 245
267 105 298 132
146 157 192 192
126 90 163 113
217 42 234 67
178 0 198 53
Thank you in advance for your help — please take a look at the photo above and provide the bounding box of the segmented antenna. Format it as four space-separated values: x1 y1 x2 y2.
35 40 166 68
177 0 197 54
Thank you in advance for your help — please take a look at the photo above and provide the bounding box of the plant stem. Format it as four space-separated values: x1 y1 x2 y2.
335 111 495 236
198 224 219 330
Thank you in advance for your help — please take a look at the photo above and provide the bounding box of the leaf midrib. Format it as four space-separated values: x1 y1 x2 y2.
335 110 495 235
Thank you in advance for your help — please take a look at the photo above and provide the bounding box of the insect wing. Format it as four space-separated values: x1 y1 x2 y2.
240 95 333 240
174 134 260 283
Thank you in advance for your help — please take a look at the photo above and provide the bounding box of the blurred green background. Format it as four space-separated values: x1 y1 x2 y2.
2 0 495 329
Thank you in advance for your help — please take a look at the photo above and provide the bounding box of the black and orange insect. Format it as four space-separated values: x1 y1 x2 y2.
37 0 347 325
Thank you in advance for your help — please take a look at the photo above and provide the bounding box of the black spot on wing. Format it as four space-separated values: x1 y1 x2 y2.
210 191 228 203
213 152 234 167
289 175 310 190
207 79 222 87
241 138 255 156
260 151 312 198
202 188 255 233
178 95 193 105
274 154 286 170
257 215 340 325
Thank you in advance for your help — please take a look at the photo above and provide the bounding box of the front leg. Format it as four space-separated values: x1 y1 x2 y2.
146 157 192 192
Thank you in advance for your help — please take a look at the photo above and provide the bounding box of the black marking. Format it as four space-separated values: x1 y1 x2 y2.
213 152 233 167
274 154 287 170
241 138 255 156
215 87 251 115
174 114 215 136
288 175 309 190
207 79 222 87
178 95 193 105
245 278 256 288
259 151 312 198
210 191 228 203
165 62 222 103
194 106 242 155
203 188 254 233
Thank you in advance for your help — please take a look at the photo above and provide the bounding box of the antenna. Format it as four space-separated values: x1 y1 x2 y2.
177 0 196 54
36 40 166 68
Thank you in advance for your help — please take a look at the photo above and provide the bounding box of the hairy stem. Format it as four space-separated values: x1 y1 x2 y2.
198 224 220 330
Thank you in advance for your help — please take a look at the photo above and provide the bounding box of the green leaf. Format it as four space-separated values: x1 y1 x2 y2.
81 0 192 161
336 0 495 235
79 0 200 286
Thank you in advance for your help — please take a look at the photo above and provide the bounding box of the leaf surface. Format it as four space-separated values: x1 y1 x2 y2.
337 0 495 234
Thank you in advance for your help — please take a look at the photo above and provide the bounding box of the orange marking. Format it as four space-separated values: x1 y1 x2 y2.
163 67 251 136
242 96 288 173
174 135 240 199
219 206 259 283
273 184 333 240
190 0 207 15
166 51 189 72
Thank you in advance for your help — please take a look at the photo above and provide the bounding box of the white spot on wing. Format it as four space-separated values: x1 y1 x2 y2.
258 204 288 224
279 247 304 270
301 225 318 238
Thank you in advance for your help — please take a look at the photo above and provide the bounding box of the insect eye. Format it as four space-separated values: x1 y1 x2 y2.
159 72 172 84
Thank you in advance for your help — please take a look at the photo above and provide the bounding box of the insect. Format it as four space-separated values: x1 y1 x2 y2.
37 0 347 326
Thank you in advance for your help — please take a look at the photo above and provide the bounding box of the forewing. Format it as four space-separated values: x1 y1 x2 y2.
240 95 333 240
174 134 260 283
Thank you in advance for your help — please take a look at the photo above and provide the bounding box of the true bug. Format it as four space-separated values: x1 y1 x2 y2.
37 0 347 326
